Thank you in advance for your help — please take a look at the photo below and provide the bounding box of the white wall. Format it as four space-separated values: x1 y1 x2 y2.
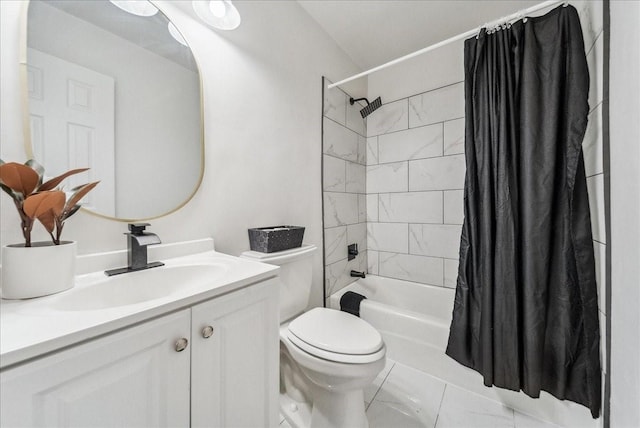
368 38 465 104
0 0 366 309
609 2 640 427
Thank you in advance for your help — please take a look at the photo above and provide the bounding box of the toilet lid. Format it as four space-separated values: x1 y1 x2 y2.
287 307 383 357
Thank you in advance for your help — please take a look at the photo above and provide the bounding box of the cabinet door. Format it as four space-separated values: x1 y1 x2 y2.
191 279 279 428
0 309 191 427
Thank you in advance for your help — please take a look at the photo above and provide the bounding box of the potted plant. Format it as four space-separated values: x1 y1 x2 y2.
0 159 99 299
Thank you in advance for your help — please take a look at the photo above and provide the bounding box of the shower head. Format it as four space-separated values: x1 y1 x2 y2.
350 97 382 119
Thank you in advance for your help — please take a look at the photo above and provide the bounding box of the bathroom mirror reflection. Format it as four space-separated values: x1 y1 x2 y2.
23 0 203 220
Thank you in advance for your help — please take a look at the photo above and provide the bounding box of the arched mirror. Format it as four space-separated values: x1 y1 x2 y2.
22 0 203 220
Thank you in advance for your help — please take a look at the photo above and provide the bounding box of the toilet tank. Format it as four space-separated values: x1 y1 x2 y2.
240 245 316 322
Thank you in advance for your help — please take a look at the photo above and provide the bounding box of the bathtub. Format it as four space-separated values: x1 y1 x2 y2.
329 275 598 428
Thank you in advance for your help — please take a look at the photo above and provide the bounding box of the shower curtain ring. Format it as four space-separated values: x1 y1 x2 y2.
477 23 488 39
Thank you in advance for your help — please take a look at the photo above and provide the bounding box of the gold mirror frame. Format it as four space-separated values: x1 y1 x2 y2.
18 0 205 222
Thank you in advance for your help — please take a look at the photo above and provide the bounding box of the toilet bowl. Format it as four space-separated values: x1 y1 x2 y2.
281 308 385 428
240 245 385 428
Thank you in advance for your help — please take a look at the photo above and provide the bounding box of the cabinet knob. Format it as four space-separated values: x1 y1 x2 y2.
202 325 214 339
175 338 189 352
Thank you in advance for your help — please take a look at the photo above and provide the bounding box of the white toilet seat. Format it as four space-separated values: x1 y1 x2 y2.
286 307 385 364
286 331 386 364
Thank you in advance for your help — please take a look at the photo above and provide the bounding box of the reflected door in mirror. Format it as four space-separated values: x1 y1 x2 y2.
28 48 116 216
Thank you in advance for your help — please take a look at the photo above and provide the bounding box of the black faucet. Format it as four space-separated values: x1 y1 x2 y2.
350 270 366 278
105 223 164 276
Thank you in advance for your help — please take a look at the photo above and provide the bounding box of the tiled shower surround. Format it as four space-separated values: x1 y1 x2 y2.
363 3 605 373
322 79 467 293
321 1 606 422
365 83 465 288
322 78 368 298
323 0 603 301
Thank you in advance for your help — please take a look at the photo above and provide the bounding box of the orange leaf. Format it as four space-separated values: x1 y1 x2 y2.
24 191 66 219
35 209 56 234
64 181 99 213
40 168 90 191
0 163 39 196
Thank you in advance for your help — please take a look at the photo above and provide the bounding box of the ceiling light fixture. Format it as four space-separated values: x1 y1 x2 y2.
192 0 241 31
109 0 159 17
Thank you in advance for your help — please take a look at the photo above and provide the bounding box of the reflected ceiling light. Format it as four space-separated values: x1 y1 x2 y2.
192 0 241 30
209 1 226 18
168 22 189 47
109 0 159 17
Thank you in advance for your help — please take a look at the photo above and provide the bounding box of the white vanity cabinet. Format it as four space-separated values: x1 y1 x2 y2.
0 309 192 427
0 278 279 428
191 279 279 427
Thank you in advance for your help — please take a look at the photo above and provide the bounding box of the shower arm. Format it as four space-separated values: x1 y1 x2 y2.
350 96 382 119
350 97 371 106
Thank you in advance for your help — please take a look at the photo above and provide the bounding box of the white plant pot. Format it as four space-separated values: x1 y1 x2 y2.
1 241 77 300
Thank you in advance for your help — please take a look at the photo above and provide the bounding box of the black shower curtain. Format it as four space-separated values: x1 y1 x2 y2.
446 5 601 417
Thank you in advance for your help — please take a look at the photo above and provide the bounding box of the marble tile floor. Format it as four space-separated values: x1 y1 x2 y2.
279 359 560 428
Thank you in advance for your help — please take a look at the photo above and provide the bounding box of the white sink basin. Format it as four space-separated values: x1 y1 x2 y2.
52 264 227 311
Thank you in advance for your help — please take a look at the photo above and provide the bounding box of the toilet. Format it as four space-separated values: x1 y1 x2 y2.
240 244 385 428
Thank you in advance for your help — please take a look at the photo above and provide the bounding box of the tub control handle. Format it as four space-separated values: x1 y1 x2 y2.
175 338 189 352
348 243 359 261
202 326 214 339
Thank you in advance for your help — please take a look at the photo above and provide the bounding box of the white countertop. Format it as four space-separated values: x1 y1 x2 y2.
0 246 279 369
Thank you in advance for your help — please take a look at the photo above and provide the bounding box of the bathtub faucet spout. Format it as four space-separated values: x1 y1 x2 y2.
350 270 366 278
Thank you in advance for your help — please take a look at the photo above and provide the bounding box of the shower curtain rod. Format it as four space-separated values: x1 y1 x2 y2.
327 0 564 89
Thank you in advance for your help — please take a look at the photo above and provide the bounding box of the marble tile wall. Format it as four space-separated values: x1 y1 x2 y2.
322 78 368 300
366 81 465 289
576 2 607 407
